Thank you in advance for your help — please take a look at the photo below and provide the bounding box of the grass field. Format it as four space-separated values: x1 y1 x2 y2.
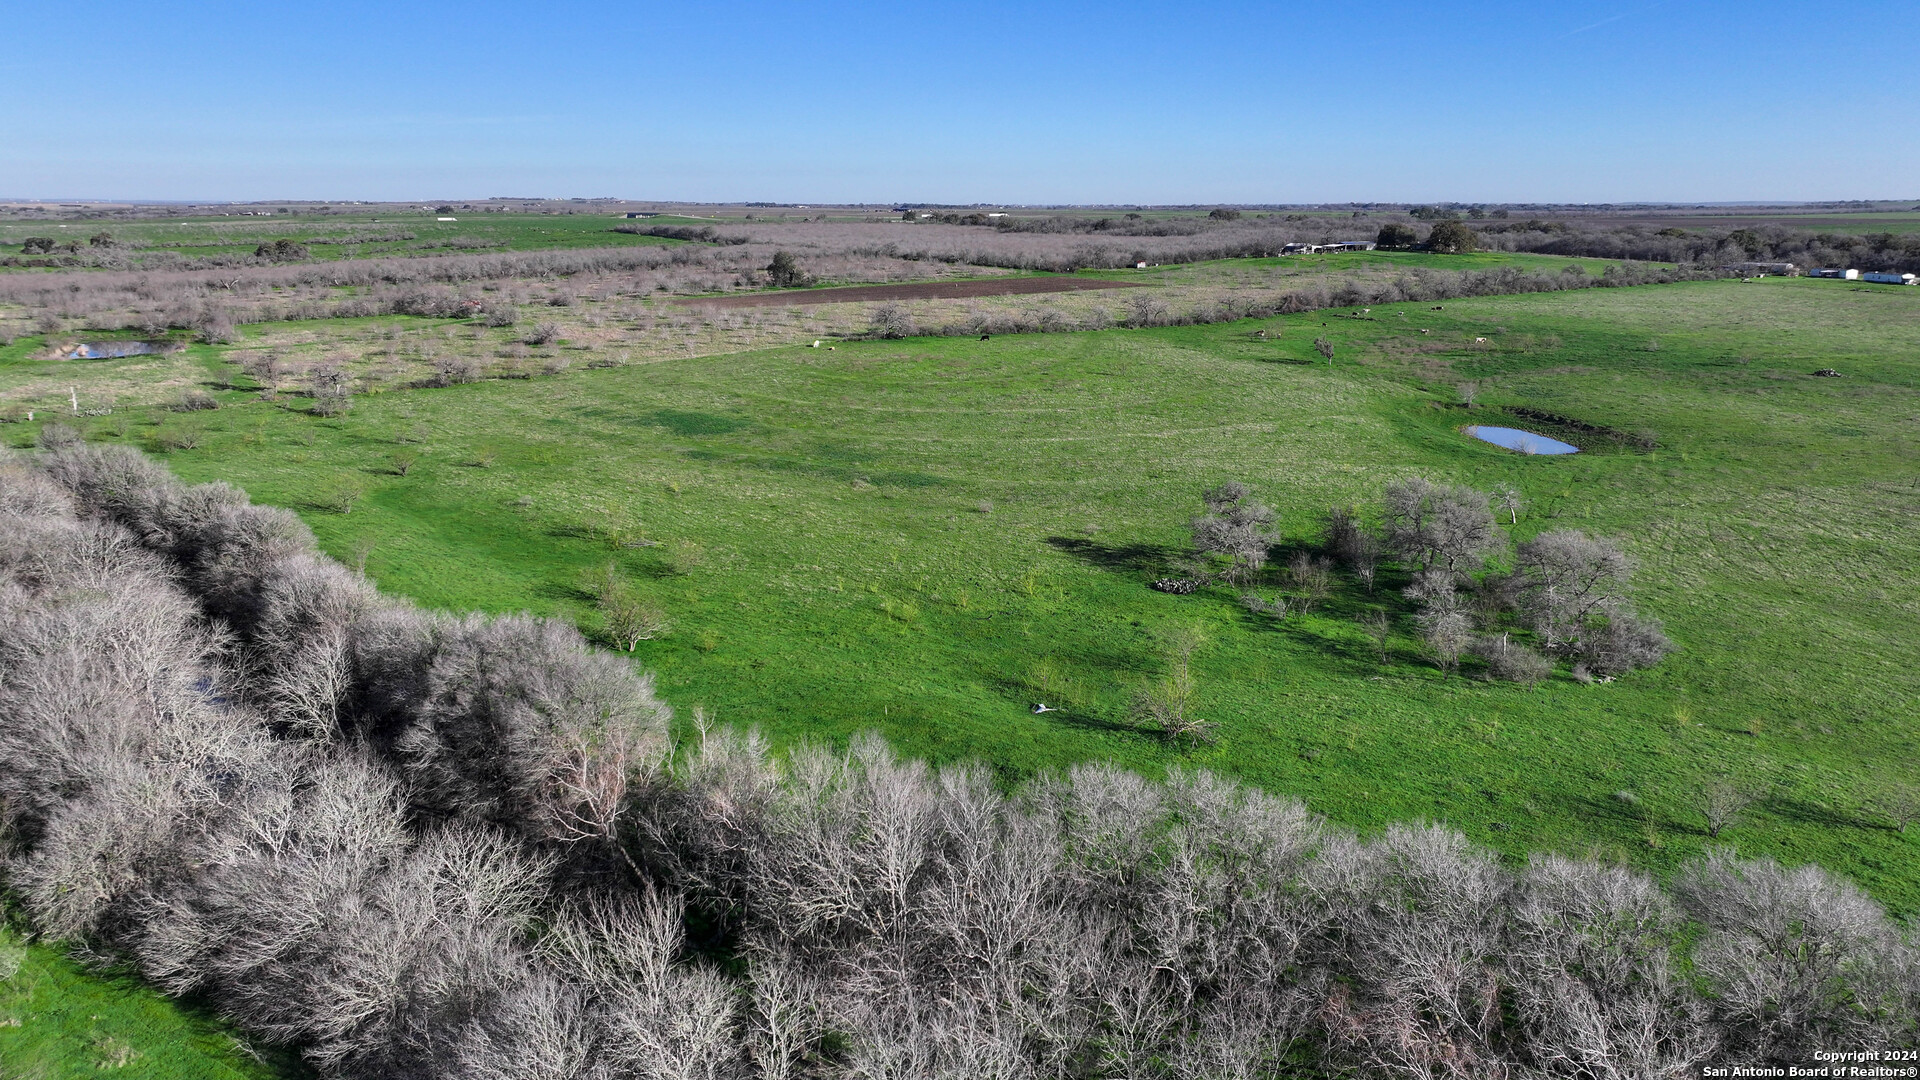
12 273 1914 913
0 212 684 263
0 919 298 1079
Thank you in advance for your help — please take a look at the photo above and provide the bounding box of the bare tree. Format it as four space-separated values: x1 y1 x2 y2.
1383 477 1505 579
1286 551 1334 614
1133 624 1210 744
1513 530 1633 649
1491 483 1522 525
1868 784 1919 834
1415 589 1475 676
596 570 671 651
1694 778 1757 839
869 301 913 339
1190 482 1279 586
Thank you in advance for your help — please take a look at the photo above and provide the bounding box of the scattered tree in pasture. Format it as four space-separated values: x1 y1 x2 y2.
1581 609 1673 677
1314 336 1335 362
1694 778 1758 839
1375 223 1418 249
1415 588 1475 676
1512 529 1634 649
1324 505 1381 592
765 249 811 288
596 570 671 651
1190 481 1279 586
1491 482 1523 525
1286 551 1334 614
1426 220 1479 254
1364 609 1392 663
1869 785 1919 834
1455 380 1481 407
310 364 352 416
1383 477 1505 579
1131 624 1210 744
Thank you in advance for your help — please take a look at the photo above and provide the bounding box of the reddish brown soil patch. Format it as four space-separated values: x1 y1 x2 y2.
674 275 1144 308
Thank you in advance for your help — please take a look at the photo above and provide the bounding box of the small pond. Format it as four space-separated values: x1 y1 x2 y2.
58 341 166 360
1464 425 1579 455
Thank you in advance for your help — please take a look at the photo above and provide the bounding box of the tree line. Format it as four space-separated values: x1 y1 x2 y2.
0 443 1914 1077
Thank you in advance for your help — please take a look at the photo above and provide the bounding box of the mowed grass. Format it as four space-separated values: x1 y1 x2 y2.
0 920 297 1079
25 275 1920 912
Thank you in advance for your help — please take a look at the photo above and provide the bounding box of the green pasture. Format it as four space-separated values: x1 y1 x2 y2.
0 213 684 263
1085 249 1642 282
17 274 1914 912
0 919 296 1078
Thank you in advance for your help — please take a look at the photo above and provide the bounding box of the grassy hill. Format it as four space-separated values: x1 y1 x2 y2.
10 274 1903 911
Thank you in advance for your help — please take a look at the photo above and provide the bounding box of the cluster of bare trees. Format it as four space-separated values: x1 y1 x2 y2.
1182 480 1672 686
2 445 1913 1076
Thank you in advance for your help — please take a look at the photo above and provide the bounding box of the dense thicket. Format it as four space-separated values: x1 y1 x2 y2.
0 446 1914 1077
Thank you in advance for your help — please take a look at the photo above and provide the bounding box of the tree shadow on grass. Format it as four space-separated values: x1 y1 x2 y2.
1044 537 1177 575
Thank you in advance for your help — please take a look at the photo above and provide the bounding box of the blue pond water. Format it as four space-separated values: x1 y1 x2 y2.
1464 425 1579 455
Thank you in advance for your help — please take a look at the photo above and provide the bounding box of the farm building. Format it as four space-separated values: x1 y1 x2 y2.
1283 241 1379 255
1808 268 1859 279
1860 272 1917 285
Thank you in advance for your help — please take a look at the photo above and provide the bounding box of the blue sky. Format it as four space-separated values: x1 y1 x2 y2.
3 1 1913 203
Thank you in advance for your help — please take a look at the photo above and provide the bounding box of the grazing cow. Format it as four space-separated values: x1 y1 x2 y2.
1032 703 1054 713
1475 337 1487 344
980 333 991 341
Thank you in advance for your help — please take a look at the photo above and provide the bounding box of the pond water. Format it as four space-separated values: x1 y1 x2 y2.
59 341 165 360
1464 425 1579 455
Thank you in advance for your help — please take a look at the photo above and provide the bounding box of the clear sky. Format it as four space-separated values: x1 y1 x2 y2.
3 1 1914 204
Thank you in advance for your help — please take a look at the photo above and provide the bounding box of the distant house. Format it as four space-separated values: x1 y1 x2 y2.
1808 268 1859 279
1282 241 1376 255
1723 261 1800 277
1860 271 1917 285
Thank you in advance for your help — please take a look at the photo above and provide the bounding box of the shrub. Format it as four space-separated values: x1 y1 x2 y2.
870 301 913 339
526 321 561 346
253 238 308 261
175 389 219 412
1470 632 1552 686
1581 609 1672 676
